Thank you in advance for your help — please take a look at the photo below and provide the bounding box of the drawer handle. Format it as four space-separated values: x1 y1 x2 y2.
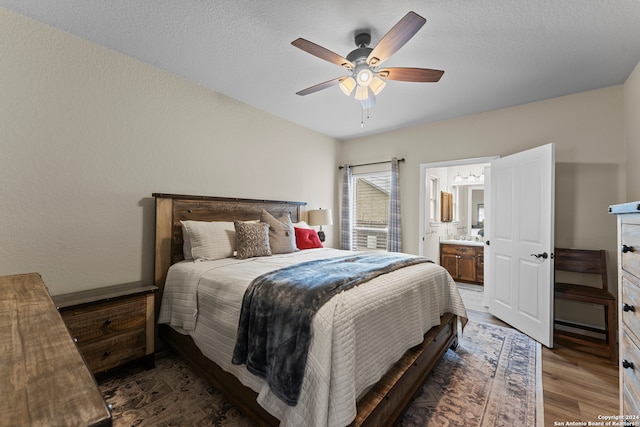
622 244 634 253
104 351 111 357
622 359 634 370
104 319 112 326
623 303 636 312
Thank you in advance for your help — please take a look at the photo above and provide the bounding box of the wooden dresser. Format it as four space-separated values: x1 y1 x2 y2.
609 202 640 418
0 273 112 427
53 281 157 374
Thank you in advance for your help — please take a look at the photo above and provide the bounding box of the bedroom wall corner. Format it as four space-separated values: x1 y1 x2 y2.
624 60 640 201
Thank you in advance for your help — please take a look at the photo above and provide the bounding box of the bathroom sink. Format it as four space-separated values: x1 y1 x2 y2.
440 239 484 246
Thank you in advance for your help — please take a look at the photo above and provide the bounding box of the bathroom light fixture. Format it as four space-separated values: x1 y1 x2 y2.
453 170 483 184
467 171 476 182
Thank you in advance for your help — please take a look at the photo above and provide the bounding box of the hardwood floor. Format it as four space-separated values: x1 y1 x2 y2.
466 310 619 425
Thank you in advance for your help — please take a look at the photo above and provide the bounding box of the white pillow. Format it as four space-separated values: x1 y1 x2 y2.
181 220 236 261
293 221 310 229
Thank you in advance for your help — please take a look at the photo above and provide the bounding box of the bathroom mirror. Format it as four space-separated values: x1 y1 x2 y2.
468 186 484 230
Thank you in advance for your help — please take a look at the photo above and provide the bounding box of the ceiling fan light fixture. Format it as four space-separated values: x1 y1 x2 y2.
370 76 387 95
291 11 440 125
339 77 356 96
356 67 373 86
354 85 369 101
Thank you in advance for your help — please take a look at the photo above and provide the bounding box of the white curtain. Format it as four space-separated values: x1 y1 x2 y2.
340 165 353 251
387 157 402 252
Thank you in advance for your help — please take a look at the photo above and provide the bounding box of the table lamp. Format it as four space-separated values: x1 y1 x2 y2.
308 208 333 242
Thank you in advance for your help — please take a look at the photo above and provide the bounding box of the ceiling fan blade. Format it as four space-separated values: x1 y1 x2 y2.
367 11 426 66
296 76 347 96
378 67 444 82
292 38 355 69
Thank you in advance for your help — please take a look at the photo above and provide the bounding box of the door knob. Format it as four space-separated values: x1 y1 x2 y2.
623 303 636 312
622 244 634 253
530 252 548 259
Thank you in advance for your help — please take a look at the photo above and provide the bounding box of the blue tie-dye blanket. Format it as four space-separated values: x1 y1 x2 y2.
231 252 432 406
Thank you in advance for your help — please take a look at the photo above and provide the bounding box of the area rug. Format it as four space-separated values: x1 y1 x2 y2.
99 320 541 427
399 320 542 427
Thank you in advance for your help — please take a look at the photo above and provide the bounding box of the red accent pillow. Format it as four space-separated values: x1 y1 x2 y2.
294 227 323 250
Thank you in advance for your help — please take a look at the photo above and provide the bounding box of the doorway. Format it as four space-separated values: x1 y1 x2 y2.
420 144 555 347
419 156 496 310
418 157 496 262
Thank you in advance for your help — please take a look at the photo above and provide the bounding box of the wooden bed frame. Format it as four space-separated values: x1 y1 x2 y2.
153 193 459 427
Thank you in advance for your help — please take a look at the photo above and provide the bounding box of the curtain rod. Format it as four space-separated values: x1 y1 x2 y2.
338 158 405 170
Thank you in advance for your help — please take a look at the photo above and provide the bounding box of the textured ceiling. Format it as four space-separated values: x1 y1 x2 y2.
3 1 640 140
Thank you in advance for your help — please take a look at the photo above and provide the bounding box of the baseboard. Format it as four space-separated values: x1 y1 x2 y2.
553 318 606 340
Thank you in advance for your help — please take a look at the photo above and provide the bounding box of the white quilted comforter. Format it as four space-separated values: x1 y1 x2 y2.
158 248 467 427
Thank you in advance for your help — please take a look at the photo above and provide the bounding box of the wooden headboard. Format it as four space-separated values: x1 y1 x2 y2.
153 193 306 299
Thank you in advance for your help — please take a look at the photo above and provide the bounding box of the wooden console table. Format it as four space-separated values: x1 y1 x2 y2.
0 273 112 427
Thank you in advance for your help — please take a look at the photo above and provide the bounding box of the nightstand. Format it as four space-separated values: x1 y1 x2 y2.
52 281 157 375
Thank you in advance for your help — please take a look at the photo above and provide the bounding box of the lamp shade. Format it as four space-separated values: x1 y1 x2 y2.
339 77 356 96
354 85 369 101
369 76 387 95
308 209 333 226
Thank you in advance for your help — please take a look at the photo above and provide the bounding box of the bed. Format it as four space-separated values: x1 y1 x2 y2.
153 193 467 427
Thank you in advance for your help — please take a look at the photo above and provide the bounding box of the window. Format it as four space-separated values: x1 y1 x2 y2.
429 176 440 222
352 172 391 251
452 185 460 222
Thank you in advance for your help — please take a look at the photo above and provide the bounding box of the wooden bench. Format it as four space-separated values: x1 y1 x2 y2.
554 248 617 363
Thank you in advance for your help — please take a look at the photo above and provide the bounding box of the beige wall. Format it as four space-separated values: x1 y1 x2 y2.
341 86 626 256
0 8 340 294
625 62 640 201
340 85 627 328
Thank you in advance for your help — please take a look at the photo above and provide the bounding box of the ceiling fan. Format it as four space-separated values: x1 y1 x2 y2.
291 11 444 109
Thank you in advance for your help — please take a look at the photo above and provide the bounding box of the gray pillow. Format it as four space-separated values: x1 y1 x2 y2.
260 210 297 254
234 221 272 259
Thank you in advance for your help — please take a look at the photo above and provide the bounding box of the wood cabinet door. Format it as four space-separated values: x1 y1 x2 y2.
476 257 484 283
441 253 459 279
476 247 484 284
457 255 477 282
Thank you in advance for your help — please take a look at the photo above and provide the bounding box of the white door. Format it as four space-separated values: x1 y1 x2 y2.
486 143 555 347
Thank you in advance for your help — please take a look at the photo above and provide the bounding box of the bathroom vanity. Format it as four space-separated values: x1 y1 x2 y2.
440 240 484 285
